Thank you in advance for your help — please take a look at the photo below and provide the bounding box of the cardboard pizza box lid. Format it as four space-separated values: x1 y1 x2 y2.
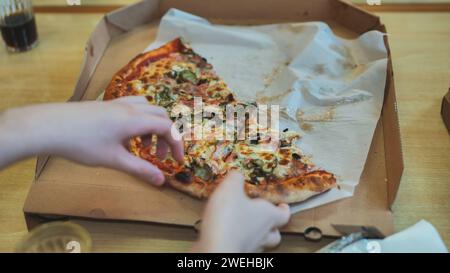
441 88 450 134
24 0 404 238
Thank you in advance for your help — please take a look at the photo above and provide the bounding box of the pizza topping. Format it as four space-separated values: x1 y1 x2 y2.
212 142 234 161
188 54 211 69
178 70 198 84
166 70 178 79
175 171 192 183
279 159 289 165
193 163 213 182
262 158 278 173
279 131 299 147
197 78 209 85
273 162 292 177
156 85 175 107
292 153 301 160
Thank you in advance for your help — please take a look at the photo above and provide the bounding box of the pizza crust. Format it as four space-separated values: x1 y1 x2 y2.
166 176 215 199
244 171 336 203
166 170 336 204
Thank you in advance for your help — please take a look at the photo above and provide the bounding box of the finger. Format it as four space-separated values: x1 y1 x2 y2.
128 116 184 163
218 171 246 195
262 229 282 249
141 134 153 148
115 96 170 118
114 96 148 105
269 203 291 227
133 104 169 119
112 147 165 186
278 203 290 212
156 137 169 160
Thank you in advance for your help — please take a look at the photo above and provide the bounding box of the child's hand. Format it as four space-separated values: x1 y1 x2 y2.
0 96 183 185
193 171 291 252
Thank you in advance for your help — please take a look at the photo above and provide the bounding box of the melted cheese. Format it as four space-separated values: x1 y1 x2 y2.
126 47 307 184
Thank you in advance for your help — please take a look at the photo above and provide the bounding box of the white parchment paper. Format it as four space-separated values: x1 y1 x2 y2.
145 9 388 213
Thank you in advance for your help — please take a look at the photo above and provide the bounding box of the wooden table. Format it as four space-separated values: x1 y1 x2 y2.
0 8 449 252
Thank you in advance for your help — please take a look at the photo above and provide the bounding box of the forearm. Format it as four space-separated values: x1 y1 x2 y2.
0 98 183 186
0 107 52 169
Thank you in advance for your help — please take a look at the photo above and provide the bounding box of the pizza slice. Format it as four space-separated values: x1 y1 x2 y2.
104 38 336 204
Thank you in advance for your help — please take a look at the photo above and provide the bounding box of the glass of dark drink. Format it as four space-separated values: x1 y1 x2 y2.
0 0 38 52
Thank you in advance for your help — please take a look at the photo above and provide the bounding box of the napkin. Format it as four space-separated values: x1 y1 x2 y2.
342 220 448 253
145 9 389 212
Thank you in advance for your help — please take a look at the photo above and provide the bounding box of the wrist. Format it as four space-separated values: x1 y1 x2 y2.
0 107 49 167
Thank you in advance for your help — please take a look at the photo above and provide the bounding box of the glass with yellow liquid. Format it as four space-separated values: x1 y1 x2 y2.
15 221 92 253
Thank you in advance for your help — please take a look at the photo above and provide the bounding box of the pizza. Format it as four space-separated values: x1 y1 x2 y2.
104 38 336 204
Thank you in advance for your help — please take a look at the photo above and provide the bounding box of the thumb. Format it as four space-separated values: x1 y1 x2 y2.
112 148 165 186
270 203 291 227
219 170 245 194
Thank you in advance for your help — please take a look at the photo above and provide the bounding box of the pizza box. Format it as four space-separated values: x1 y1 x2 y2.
23 0 404 239
441 88 450 134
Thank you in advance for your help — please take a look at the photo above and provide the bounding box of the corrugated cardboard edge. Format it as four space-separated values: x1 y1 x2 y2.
331 0 381 34
27 0 404 235
106 0 160 31
158 0 335 20
441 89 450 134
326 1 404 209
375 24 404 208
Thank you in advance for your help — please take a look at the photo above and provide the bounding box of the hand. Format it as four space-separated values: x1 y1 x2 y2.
0 96 183 185
192 171 291 252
